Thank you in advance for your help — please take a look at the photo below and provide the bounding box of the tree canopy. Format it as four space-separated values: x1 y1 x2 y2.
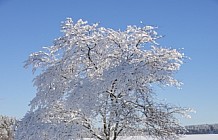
15 18 191 140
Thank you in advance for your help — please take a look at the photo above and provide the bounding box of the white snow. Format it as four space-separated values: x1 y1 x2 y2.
125 135 218 140
83 134 218 140
179 134 218 140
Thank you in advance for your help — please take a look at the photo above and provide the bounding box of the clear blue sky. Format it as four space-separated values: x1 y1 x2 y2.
0 0 217 126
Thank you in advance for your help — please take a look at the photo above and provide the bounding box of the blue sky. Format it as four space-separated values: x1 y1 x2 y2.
0 0 217 125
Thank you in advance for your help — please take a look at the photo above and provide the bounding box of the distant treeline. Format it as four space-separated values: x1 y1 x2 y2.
185 124 218 134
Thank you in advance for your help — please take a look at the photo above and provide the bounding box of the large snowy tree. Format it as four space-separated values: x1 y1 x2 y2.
15 18 191 140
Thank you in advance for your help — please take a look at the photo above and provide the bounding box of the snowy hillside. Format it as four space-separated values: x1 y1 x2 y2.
83 134 218 140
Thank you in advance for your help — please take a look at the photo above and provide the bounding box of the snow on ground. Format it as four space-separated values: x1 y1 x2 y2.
124 135 218 140
84 134 218 140
179 134 218 140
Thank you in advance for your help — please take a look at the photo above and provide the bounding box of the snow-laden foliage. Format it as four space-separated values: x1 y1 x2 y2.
16 18 191 140
0 115 16 140
185 124 218 134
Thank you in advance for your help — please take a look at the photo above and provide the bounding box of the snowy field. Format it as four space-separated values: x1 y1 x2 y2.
83 134 218 140
178 134 218 140
120 134 218 140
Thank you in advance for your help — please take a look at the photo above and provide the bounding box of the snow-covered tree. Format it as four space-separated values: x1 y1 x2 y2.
16 18 191 140
0 115 16 140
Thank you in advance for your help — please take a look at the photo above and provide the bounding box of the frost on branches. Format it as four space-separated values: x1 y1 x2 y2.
0 115 16 140
16 18 191 140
